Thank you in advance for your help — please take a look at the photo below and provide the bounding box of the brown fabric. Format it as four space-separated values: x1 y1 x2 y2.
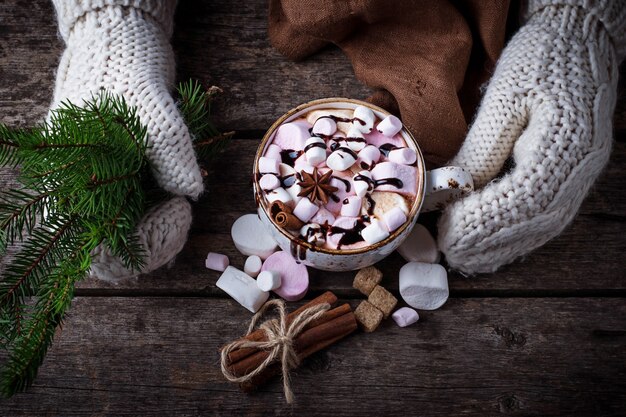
268 0 511 166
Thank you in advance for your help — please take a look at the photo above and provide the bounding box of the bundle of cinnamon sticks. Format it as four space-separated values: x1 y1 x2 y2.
221 291 357 392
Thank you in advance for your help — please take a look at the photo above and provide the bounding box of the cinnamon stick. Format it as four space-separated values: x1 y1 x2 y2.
225 291 338 363
227 310 357 378
240 312 358 392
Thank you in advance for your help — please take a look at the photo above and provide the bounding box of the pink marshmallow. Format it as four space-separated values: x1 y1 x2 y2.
261 251 309 301
325 176 355 213
388 148 417 165
259 174 280 190
364 128 406 148
371 162 418 196
312 117 337 136
326 217 368 250
273 121 311 151
392 307 419 327
356 145 381 170
309 207 336 226
258 156 279 175
293 197 320 222
340 196 362 217
265 144 282 161
382 206 408 232
377 115 403 137
205 252 229 272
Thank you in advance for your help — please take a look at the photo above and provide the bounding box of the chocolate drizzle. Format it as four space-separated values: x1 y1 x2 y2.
304 141 326 152
335 146 358 159
379 143 398 157
332 176 351 193
328 217 369 249
354 173 403 190
364 194 376 215
280 149 303 167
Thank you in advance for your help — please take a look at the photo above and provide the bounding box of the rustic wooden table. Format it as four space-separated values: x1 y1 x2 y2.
1 1 625 416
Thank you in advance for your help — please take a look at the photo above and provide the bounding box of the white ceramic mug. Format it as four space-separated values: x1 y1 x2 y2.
253 98 473 271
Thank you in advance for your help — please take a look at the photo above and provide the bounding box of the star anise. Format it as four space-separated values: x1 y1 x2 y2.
297 167 338 204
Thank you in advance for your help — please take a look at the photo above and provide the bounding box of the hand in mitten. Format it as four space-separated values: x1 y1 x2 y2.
438 1 625 274
51 0 202 280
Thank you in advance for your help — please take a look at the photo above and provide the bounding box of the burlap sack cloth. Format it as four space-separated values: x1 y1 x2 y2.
269 0 513 166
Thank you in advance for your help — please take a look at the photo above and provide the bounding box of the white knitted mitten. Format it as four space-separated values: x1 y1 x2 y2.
438 0 625 274
52 0 200 280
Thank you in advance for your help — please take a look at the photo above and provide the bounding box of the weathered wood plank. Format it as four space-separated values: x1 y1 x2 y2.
0 297 624 416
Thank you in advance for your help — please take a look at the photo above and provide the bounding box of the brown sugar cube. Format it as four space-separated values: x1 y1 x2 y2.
368 285 398 319
354 300 384 333
353 266 383 296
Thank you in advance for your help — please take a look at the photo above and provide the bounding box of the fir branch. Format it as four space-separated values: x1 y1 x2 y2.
0 189 53 252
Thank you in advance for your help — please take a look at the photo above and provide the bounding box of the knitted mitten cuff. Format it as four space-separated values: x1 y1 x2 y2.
525 0 626 60
52 0 178 39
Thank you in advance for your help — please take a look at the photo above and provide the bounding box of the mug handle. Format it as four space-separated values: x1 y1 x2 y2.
421 166 474 212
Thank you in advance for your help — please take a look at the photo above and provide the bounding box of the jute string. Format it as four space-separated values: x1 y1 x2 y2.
220 299 331 403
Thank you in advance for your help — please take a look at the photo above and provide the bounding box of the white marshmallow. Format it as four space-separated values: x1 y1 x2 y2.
388 148 417 165
352 105 375 134
312 117 337 136
345 126 367 152
399 262 448 310
257 270 282 292
357 145 381 170
258 156 279 175
216 266 270 313
293 197 320 222
306 109 353 134
361 219 390 245
353 170 373 198
326 148 357 172
265 187 294 207
264 144 283 162
231 214 278 259
259 174 280 190
304 137 327 166
299 223 326 245
392 307 419 327
382 206 408 232
279 163 296 177
294 160 316 175
309 207 336 226
397 223 440 263
377 115 402 137
340 196 362 217
205 252 229 272
244 255 263 278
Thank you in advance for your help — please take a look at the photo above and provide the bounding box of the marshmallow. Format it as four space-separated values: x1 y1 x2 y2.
266 187 294 208
256 270 282 291
345 126 367 152
382 206 408 233
293 197 320 222
244 255 263 278
399 262 449 310
273 121 310 151
326 217 361 250
259 173 280 191
397 223 440 263
353 170 374 198
309 207 336 226
307 109 353 134
312 117 337 136
325 175 355 214
216 266 270 313
279 163 296 177
364 128 406 148
371 162 418 196
265 144 283 162
352 105 375 134
357 145 381 170
326 147 357 172
294 159 315 175
367 191 409 219
392 307 419 327
360 219 390 245
261 251 309 301
388 148 417 165
304 137 327 166
258 156 279 175
205 252 229 272
231 214 278 259
299 223 326 245
341 196 362 217
285 182 303 205
377 115 403 137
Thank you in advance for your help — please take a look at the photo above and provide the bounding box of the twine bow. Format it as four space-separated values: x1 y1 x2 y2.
220 299 331 403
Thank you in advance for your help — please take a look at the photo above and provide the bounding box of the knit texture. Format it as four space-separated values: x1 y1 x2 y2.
52 0 198 280
438 1 623 273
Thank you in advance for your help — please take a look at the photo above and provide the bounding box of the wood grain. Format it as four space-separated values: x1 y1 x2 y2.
0 297 624 417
